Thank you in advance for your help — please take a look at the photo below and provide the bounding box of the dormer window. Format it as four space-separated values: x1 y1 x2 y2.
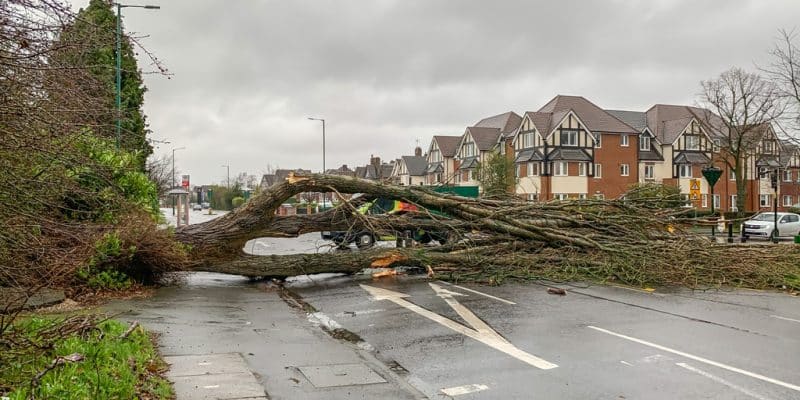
520 131 535 148
685 135 700 151
560 130 578 146
640 134 650 151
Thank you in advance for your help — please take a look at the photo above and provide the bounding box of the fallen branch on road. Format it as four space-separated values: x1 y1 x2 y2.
173 174 800 291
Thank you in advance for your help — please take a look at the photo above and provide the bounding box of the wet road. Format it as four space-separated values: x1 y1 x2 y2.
111 220 800 399
290 276 800 399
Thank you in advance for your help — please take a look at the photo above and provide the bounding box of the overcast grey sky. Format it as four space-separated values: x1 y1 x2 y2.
71 0 800 185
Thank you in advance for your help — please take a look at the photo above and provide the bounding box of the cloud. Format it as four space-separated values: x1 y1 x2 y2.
70 0 800 184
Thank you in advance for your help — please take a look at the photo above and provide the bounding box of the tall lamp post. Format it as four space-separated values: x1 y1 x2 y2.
771 168 780 243
701 165 722 238
307 117 326 210
171 146 185 215
115 3 160 149
221 164 230 188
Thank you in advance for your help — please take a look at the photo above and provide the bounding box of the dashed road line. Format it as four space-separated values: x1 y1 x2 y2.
770 315 800 324
441 383 489 396
437 281 516 305
676 362 774 400
588 325 800 393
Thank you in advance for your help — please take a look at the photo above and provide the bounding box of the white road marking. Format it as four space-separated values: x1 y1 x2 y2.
361 284 556 369
770 315 800 324
676 363 775 400
441 383 489 396
588 326 800 393
437 280 516 305
620 361 633 366
202 385 220 389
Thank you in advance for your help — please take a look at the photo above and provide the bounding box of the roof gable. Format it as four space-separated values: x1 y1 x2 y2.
401 155 427 176
432 135 462 157
475 111 523 136
538 95 638 134
465 126 502 151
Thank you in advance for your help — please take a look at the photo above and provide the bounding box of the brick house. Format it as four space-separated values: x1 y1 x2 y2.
512 95 640 200
453 127 503 187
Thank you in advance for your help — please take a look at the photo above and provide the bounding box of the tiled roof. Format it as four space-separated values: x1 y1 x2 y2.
606 110 647 132
673 152 710 164
466 127 502 151
538 95 638 134
433 135 462 157
458 156 479 170
514 149 545 163
547 148 592 161
475 111 523 135
402 156 428 176
645 104 726 144
522 112 553 135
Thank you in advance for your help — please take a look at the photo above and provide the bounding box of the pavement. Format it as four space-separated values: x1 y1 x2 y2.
104 210 800 399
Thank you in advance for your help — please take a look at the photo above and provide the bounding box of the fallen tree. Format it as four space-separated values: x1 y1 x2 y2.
173 174 800 290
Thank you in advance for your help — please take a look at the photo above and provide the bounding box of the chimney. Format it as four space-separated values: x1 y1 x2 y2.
414 146 422 157
370 155 380 167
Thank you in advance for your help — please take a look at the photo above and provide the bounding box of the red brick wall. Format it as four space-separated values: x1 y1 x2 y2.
588 133 639 199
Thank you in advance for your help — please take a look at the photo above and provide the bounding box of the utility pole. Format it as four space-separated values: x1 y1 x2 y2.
222 164 230 188
307 117 326 210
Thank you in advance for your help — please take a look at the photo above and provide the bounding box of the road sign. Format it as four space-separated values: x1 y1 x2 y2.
689 179 701 203
181 174 190 188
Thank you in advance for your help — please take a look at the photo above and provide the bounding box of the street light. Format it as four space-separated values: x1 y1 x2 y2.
221 164 230 188
307 117 326 173
115 3 160 149
171 146 185 215
308 117 326 210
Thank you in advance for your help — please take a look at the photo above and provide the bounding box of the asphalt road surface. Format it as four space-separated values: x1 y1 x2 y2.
290 276 800 399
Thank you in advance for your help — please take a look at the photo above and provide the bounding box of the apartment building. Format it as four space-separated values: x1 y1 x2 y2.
512 96 640 200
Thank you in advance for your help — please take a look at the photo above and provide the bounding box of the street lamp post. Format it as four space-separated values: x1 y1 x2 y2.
115 3 160 149
171 146 185 215
772 168 780 243
221 164 230 188
308 117 326 210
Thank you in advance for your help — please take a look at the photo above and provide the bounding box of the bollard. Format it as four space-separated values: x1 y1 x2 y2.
727 222 733 243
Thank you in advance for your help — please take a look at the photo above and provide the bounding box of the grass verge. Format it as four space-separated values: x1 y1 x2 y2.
0 317 173 399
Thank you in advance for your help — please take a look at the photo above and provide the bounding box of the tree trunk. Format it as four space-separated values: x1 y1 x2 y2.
168 173 800 290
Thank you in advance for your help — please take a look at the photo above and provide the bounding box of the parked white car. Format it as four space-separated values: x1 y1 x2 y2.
742 212 800 239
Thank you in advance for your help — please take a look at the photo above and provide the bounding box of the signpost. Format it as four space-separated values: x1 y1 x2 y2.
689 179 701 207
702 166 722 238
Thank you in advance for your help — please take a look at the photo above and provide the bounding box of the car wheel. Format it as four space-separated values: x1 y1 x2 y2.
770 230 778 240
355 233 375 249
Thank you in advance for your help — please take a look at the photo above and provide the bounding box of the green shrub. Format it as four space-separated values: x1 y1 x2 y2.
76 232 132 290
231 196 245 208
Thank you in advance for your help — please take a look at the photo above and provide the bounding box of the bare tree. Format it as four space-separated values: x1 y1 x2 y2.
699 67 785 213
764 28 800 134
146 154 174 197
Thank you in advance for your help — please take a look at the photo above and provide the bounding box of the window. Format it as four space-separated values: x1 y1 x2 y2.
760 194 771 207
595 133 602 148
730 169 736 181
644 165 654 180
578 162 587 177
758 167 768 178
685 135 700 151
679 164 692 178
527 162 539 176
594 193 605 200
578 193 587 200
526 193 539 202
430 149 441 162
521 132 535 148
784 170 792 182
463 141 476 157
713 194 720 209
730 195 737 212
560 130 578 146
701 194 708 208
640 135 650 151
516 164 522 178
621 134 629 147
554 161 568 176
594 163 602 178
620 164 630 176
712 138 721 153
783 195 793 206
554 193 568 201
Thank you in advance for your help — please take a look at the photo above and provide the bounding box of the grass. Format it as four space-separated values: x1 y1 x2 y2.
0 317 173 400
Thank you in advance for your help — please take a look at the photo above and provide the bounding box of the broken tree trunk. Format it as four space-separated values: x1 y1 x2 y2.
173 174 800 290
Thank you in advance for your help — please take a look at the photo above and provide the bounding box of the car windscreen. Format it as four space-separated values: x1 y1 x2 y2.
750 213 778 221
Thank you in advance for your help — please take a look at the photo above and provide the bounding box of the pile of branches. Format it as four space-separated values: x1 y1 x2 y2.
173 174 800 291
